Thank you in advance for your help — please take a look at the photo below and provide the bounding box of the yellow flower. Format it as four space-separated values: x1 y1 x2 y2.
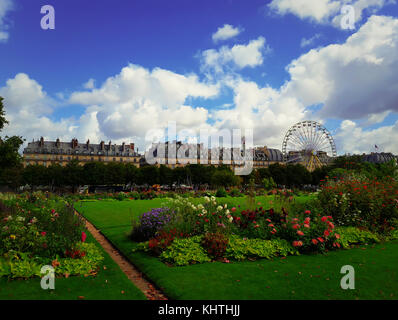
10 235 16 240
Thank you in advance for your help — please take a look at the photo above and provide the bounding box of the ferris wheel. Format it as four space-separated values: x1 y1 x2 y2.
282 121 337 171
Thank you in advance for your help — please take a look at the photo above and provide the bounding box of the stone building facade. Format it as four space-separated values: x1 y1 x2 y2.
23 137 141 167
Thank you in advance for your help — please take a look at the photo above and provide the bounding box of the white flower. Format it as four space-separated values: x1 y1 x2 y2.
202 209 207 215
16 216 25 222
217 206 223 212
225 209 230 215
204 196 210 203
224 204 228 209
211 196 216 201
228 216 233 223
198 204 204 210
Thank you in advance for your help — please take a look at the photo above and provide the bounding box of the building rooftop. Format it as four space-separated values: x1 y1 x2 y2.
23 138 140 157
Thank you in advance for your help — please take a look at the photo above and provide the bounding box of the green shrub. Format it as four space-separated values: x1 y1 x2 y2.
228 188 243 197
0 243 103 279
0 198 85 258
225 236 298 261
263 177 276 190
160 236 211 266
215 188 228 198
115 192 128 201
334 226 380 249
317 177 398 234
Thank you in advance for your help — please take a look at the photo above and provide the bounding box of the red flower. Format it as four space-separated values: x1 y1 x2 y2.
317 237 324 243
293 224 300 229
297 230 304 236
305 210 311 215
324 229 330 237
335 233 340 239
311 239 318 245
81 231 87 243
303 224 310 228
292 241 303 247
321 216 328 222
41 231 46 237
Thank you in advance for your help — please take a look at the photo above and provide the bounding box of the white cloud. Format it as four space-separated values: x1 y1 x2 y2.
211 77 309 148
0 0 14 42
0 73 75 142
269 0 341 24
268 0 394 28
283 15 398 120
201 36 269 73
300 33 322 47
212 24 243 42
83 78 96 89
70 64 219 142
335 119 398 154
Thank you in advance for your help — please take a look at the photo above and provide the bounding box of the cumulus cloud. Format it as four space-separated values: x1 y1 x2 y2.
201 36 269 73
335 119 398 154
0 0 14 42
283 15 398 120
0 73 75 142
268 0 394 28
210 77 309 148
70 64 219 143
212 24 243 42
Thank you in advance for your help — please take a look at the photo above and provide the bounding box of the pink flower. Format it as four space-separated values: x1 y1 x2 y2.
305 210 311 215
297 230 304 236
293 224 300 230
81 231 87 243
303 224 310 228
231 207 236 213
41 231 46 237
335 233 340 239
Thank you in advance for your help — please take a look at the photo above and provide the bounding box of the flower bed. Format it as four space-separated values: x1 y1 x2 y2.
0 192 103 279
132 187 395 266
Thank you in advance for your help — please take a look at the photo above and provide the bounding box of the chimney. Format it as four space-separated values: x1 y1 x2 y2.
122 142 125 152
39 137 44 147
86 139 90 149
56 138 60 148
72 138 78 149
130 143 135 151
100 141 105 150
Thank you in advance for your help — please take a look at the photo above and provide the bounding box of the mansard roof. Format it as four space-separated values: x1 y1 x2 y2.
23 139 140 157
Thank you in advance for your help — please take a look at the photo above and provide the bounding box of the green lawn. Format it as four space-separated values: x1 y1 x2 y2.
0 231 146 300
76 198 398 300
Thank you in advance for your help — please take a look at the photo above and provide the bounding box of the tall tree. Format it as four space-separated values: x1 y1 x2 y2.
0 97 24 187
0 97 8 132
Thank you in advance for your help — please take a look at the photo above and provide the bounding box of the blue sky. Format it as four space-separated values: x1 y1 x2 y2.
1 0 398 155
